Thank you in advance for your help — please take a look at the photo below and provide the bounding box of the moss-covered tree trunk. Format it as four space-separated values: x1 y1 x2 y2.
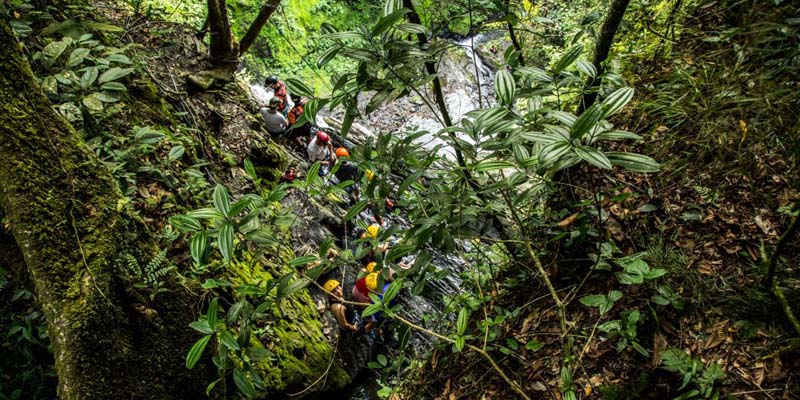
0 18 206 399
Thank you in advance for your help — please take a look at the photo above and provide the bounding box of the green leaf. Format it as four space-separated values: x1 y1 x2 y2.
600 87 634 118
98 67 133 84
189 320 213 335
606 152 660 173
325 31 363 40
317 45 341 68
594 130 642 141
106 53 132 64
185 335 211 369
494 70 516 108
207 298 218 328
362 303 382 317
455 336 465 352
219 223 234 263
244 159 258 181
571 103 603 139
474 160 515 172
549 111 577 127
101 82 127 91
168 145 185 162
457 308 468 335
82 93 104 112
579 294 607 308
289 255 318 267
383 279 402 304
525 340 543 351
169 215 202 232
187 208 224 219
371 9 409 36
219 330 241 351
227 197 251 219
538 141 572 166
80 67 99 90
395 23 427 34
344 199 368 222
233 369 256 398
554 45 583 73
575 60 597 78
213 184 231 215
284 78 315 98
67 47 90 68
42 38 72 61
574 145 612 169
190 232 209 266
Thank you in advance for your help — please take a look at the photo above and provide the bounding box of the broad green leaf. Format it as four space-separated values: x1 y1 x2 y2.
168 145 185 161
67 47 90 67
244 159 257 181
594 130 642 141
285 78 314 98
606 152 660 173
187 208 223 219
395 23 427 34
213 184 231 215
42 38 71 61
549 111 576 127
600 87 634 118
185 335 211 369
579 294 606 308
371 9 409 37
233 369 256 398
101 82 127 91
317 46 341 68
575 60 597 78
538 141 572 166
219 223 234 263
207 298 218 327
455 336 465 352
189 320 213 335
474 160 515 172
106 53 132 64
98 67 133 84
362 303 382 317
325 31 363 41
82 93 104 112
397 169 424 198
526 340 543 351
554 45 583 73
571 103 603 139
494 70 516 108
289 255 318 267
80 67 99 90
190 232 209 266
343 199 368 222
219 330 240 351
574 145 612 169
457 308 468 335
169 215 202 232
383 279 402 305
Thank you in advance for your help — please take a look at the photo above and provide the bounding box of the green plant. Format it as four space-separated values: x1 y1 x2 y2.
122 228 178 301
598 309 648 356
34 32 134 124
660 348 725 400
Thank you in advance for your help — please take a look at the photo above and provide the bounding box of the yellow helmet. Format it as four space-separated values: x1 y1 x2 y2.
366 224 380 239
366 262 377 273
365 273 379 291
365 169 375 182
323 279 340 292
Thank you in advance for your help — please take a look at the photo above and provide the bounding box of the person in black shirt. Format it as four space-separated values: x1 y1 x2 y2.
334 147 360 204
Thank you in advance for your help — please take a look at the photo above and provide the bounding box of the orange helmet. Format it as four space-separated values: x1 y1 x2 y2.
335 147 350 158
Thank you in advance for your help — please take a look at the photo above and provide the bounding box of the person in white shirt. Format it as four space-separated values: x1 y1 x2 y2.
261 97 287 137
307 129 336 175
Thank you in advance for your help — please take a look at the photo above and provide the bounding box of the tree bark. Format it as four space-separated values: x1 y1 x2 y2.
238 0 282 56
207 0 238 66
505 0 525 66
0 18 206 399
577 0 631 114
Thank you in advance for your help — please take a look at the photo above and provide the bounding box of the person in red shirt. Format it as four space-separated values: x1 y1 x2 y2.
286 94 311 148
265 75 288 115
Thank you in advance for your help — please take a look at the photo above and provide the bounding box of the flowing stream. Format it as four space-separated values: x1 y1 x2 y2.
250 32 499 399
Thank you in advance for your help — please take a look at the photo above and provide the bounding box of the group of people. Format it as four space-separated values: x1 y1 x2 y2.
260 76 311 149
322 223 411 340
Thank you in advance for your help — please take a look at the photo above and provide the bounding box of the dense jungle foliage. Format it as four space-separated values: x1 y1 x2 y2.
0 0 798 399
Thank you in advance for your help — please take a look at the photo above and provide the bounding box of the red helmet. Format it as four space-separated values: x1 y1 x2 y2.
316 131 330 143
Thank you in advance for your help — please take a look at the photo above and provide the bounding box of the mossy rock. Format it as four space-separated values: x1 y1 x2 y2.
227 260 350 397
250 133 287 184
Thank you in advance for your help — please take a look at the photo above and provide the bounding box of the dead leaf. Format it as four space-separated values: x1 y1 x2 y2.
530 381 547 392
557 213 579 228
653 333 668 367
766 357 786 382
754 215 771 235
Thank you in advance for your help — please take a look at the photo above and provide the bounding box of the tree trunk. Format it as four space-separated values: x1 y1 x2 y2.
577 0 631 113
207 0 238 65
0 18 206 399
505 0 525 66
238 0 282 56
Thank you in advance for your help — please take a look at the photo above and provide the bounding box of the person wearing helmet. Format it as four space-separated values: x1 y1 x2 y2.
260 97 287 137
265 75 288 114
323 279 359 332
334 147 361 204
352 275 371 304
307 129 336 175
286 94 310 148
